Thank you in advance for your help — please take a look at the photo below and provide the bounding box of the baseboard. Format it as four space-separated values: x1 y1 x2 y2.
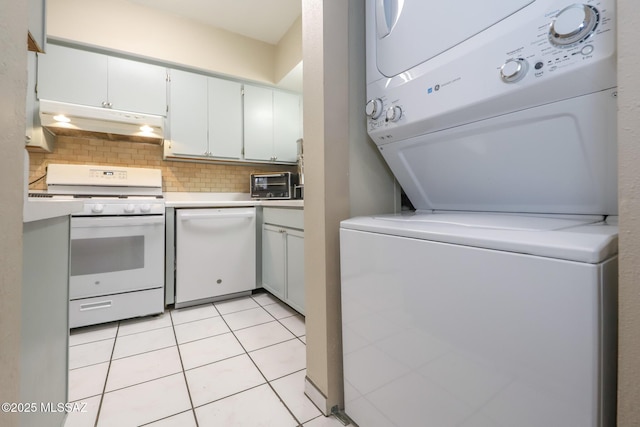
304 376 329 416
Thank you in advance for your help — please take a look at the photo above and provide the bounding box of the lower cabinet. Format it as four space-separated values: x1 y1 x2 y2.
22 215 70 427
261 208 304 314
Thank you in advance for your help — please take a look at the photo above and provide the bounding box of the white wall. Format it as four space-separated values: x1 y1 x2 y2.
302 0 398 413
0 2 27 426
617 0 640 425
275 15 302 85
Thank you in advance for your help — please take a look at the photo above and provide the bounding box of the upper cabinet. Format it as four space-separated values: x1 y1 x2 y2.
168 75 301 165
25 51 54 152
165 69 242 160
36 44 302 165
166 69 208 157
273 91 302 163
208 77 243 159
244 85 274 161
27 0 46 53
244 85 301 164
37 44 168 116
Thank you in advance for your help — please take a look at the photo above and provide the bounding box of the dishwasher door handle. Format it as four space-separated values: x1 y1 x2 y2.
179 211 255 221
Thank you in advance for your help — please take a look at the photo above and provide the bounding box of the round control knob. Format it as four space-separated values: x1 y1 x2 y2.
91 203 104 214
500 58 529 83
124 204 136 214
140 204 152 213
385 105 403 122
549 4 599 48
365 98 383 119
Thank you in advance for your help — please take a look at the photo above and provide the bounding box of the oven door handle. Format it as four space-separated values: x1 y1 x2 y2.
179 211 255 221
72 216 165 228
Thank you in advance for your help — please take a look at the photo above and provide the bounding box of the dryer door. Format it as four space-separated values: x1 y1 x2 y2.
375 0 535 77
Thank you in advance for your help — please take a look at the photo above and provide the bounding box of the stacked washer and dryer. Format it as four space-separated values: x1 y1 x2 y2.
340 1 617 427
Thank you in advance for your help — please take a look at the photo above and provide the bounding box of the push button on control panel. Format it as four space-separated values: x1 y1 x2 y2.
581 45 594 55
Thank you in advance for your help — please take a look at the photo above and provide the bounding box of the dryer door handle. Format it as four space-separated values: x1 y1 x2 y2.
376 0 404 39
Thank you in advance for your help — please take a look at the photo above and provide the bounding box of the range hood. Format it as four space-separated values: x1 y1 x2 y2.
39 99 164 143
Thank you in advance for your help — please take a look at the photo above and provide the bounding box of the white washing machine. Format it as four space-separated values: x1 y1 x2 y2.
340 1 618 426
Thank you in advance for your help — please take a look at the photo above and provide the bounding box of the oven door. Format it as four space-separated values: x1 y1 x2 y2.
69 215 165 299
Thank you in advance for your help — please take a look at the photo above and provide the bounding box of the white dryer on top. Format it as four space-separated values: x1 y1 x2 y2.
365 0 617 215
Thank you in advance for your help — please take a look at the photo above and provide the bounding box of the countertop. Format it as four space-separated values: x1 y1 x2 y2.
23 198 84 223
22 192 302 222
164 192 304 209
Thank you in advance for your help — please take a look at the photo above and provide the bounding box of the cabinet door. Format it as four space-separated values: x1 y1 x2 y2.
21 216 69 427
244 85 274 161
262 224 286 299
25 52 37 144
208 78 242 159
286 229 305 314
27 0 46 52
273 91 301 163
37 44 107 107
26 52 54 152
108 57 167 115
167 69 209 156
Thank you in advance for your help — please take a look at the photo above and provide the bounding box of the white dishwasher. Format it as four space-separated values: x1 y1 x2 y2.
175 207 256 308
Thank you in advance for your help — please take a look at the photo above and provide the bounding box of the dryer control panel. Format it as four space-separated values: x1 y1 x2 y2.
365 0 616 146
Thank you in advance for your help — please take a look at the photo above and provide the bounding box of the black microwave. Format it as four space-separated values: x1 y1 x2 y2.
250 172 299 199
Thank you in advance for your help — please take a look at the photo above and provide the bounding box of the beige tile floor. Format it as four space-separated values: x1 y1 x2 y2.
64 292 346 427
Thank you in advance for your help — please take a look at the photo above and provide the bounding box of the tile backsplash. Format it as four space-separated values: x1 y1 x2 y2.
28 136 294 192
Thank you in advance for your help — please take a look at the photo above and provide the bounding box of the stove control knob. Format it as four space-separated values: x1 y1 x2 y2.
124 204 136 214
91 204 104 213
385 105 403 122
549 4 599 48
365 98 383 119
140 204 152 213
500 58 529 83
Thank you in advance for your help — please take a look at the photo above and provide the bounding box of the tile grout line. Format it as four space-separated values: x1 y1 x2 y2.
169 305 213 427
223 296 305 426
91 321 120 427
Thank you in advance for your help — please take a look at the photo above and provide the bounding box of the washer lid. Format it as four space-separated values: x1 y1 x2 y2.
340 212 618 263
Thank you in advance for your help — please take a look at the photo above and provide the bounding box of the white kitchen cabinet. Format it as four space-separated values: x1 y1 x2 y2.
208 77 243 159
273 90 302 163
167 69 208 156
244 85 274 161
38 44 167 115
27 0 46 53
175 208 256 307
166 69 242 160
244 85 301 164
261 207 305 314
25 51 55 152
262 224 287 300
21 215 70 427
108 56 168 116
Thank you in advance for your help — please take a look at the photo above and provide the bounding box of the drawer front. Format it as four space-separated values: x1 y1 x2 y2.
263 207 304 230
69 288 164 329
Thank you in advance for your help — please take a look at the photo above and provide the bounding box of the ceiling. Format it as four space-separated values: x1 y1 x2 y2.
128 0 302 45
